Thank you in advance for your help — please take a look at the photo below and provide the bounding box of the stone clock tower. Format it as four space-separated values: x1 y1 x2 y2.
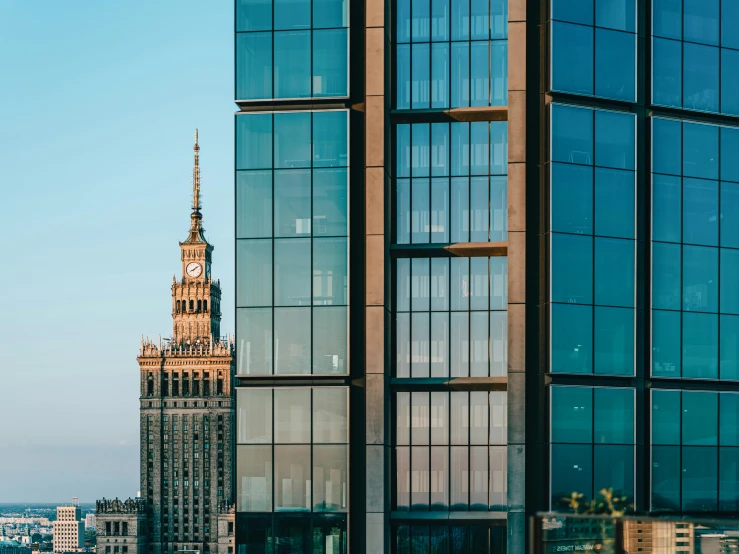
134 131 235 554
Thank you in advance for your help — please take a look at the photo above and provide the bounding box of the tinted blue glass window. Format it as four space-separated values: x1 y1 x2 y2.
652 446 681 511
721 127 739 183
594 307 634 375
274 0 310 29
594 387 634 443
720 395 739 446
721 315 739 381
236 112 349 377
683 43 719 113
551 386 593 443
721 249 739 315
720 448 739 511
652 175 681 243
652 118 681 176
594 445 634 502
552 304 593 374
683 447 718 511
683 391 718 445
652 310 681 377
236 33 273 100
723 0 739 50
237 114 273 170
237 171 273 239
552 105 593 165
552 22 594 96
552 164 593 234
682 312 718 379
596 0 635 31
683 178 718 246
313 30 349 97
652 38 682 108
237 0 273 31
595 238 634 307
552 0 593 24
271 30 310 98
683 245 718 313
595 169 634 239
652 242 681 311
551 445 593 509
313 0 348 28
721 50 739 116
652 390 681 445
653 0 681 39
683 0 719 45
595 110 635 170
595 29 635 101
552 234 593 304
274 112 311 168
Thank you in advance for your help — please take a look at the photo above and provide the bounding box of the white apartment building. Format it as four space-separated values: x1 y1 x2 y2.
52 507 83 553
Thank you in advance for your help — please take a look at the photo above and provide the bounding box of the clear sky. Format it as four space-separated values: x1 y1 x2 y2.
0 2 233 502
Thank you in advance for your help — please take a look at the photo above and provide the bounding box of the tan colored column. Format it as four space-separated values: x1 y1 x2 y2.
507 0 527 550
365 0 388 551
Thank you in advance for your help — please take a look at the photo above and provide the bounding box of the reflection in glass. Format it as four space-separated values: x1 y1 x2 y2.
275 388 311 443
238 388 273 443
237 445 273 512
274 307 311 374
237 308 273 375
275 446 311 510
313 445 348 512
313 307 348 374
313 388 348 443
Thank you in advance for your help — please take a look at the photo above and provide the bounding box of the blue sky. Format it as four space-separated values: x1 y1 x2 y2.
0 2 233 502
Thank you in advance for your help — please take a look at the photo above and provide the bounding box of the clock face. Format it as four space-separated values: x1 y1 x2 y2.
186 262 202 278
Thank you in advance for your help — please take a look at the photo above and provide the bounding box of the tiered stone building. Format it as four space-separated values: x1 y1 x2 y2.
97 132 234 554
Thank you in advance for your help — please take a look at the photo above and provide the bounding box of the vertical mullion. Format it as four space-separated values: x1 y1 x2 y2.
310 114 314 375
592 111 597 376
272 115 277 376
678 121 685 380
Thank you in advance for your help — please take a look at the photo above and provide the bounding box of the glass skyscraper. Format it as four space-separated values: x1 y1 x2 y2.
233 0 739 549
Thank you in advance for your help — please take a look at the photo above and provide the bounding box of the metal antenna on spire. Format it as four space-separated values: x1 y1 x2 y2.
193 129 201 212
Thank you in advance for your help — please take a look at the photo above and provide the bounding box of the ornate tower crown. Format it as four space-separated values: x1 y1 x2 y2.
170 130 222 345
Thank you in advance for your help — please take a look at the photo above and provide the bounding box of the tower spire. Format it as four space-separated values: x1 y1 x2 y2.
193 129 201 212
182 129 207 244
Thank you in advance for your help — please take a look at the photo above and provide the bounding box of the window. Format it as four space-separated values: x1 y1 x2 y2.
651 389 739 512
396 256 507 378
236 387 349 514
236 0 349 100
395 122 508 244
396 0 508 108
652 0 739 115
396 391 507 511
652 118 739 380
236 111 349 376
550 0 636 101
550 386 635 510
550 105 636 375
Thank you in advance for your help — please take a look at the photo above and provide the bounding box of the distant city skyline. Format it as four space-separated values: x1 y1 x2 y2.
0 1 233 502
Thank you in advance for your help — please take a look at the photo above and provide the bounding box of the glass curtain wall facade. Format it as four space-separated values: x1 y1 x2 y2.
233 0 739 548
235 0 354 550
542 0 739 525
391 0 510 548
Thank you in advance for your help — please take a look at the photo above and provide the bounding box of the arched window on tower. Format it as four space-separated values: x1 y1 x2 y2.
197 300 202 312
175 301 180 313
189 300 194 311
217 371 223 395
204 300 208 313
147 373 154 396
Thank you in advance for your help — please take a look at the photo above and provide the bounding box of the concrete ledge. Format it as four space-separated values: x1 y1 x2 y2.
444 106 508 122
444 242 508 257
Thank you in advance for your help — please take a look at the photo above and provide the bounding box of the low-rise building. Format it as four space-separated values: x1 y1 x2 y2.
51 507 83 553
95 499 147 554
